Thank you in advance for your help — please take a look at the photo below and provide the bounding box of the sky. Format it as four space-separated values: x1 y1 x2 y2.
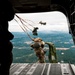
9 11 69 33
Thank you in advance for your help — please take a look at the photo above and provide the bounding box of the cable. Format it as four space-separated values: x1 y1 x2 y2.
14 19 33 41
15 14 39 36
16 15 34 28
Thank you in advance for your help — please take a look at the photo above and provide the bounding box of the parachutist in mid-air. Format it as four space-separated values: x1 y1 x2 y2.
32 27 38 36
39 21 46 25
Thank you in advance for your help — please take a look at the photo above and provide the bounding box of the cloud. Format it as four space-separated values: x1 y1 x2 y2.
9 11 69 32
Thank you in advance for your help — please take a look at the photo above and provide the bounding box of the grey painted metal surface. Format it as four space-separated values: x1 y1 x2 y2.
10 63 75 75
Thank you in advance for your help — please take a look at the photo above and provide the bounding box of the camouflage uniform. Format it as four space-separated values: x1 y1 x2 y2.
31 38 45 63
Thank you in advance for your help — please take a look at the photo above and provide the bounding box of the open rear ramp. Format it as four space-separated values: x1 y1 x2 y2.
10 63 75 75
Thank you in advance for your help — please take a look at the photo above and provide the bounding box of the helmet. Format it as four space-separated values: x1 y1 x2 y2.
33 42 41 48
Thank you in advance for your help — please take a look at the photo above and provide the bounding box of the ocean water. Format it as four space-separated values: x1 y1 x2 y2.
11 32 75 64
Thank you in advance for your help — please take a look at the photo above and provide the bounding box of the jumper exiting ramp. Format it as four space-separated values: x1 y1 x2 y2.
10 63 75 75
